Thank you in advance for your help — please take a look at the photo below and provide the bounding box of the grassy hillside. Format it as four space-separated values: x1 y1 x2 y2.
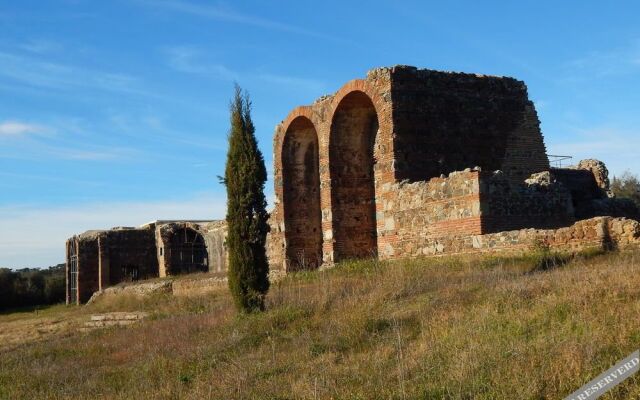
1 250 640 399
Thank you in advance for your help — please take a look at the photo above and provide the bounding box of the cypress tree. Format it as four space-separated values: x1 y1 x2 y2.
222 84 270 312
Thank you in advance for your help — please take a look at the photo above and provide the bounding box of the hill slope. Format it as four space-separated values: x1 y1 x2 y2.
1 251 640 399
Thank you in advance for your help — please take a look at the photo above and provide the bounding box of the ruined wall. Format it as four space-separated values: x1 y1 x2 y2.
377 170 482 259
329 91 380 261
202 221 227 273
266 209 286 273
480 171 575 232
389 67 549 184
76 233 101 304
272 69 395 269
553 160 640 221
272 65 553 270
67 220 228 303
390 217 639 259
103 227 158 285
156 221 226 276
281 117 323 270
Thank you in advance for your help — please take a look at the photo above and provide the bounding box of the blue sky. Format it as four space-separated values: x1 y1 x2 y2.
1 0 639 267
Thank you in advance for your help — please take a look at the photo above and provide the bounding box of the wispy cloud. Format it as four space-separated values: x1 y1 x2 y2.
258 73 327 94
0 51 142 94
0 142 137 162
562 39 640 80
0 192 227 268
0 171 105 187
162 45 328 94
0 120 48 136
0 117 139 162
19 39 63 54
136 0 332 40
163 45 238 80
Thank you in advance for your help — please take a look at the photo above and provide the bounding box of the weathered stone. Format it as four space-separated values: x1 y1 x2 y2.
67 220 227 304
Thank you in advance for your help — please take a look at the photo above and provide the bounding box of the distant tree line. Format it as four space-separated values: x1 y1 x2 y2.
0 264 66 311
611 171 640 208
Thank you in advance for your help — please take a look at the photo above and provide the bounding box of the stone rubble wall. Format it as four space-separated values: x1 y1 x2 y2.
377 170 482 259
553 159 640 220
271 65 551 271
68 221 228 304
171 275 227 297
389 67 549 184
405 217 640 258
480 170 575 232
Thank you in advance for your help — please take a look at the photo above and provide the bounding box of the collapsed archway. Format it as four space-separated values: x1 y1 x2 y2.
282 116 323 270
329 91 379 261
168 228 208 274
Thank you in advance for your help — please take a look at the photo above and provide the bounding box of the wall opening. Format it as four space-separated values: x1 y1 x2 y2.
168 228 208 274
329 91 379 261
121 265 140 281
69 240 78 304
282 116 323 270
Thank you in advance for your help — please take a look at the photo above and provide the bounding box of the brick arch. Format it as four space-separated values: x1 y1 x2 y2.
280 115 323 270
274 106 315 167
329 79 385 119
328 87 380 261
166 227 208 275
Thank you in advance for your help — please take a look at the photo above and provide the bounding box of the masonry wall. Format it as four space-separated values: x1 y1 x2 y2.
156 221 227 277
271 65 554 271
272 68 395 270
66 221 228 303
398 217 640 258
480 172 575 233
377 170 482 259
203 221 227 274
389 67 549 184
103 228 158 285
76 236 100 304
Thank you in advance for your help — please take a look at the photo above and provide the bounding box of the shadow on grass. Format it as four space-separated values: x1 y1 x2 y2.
0 302 67 316
527 243 608 274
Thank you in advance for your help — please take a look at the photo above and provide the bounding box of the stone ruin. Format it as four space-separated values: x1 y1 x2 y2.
65 65 640 303
266 65 640 272
65 220 226 304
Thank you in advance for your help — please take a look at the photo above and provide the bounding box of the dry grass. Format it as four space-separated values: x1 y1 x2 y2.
1 250 640 399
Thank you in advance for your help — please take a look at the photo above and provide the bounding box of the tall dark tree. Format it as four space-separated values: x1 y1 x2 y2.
221 85 270 312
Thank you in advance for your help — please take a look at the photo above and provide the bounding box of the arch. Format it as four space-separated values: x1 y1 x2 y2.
168 228 208 274
329 90 379 261
281 116 323 270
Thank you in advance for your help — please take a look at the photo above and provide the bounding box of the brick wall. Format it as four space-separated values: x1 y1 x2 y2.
389 67 549 184
270 65 553 270
377 170 482 259
480 171 575 233
67 221 228 303
416 217 640 257
76 235 100 304
103 228 158 285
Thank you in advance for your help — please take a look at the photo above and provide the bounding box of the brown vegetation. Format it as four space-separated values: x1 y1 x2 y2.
1 250 640 399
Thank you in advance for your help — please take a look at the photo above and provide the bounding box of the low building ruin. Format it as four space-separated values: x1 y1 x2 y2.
66 220 226 304
66 65 640 303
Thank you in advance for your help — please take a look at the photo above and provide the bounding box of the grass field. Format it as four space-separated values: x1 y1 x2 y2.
1 249 640 399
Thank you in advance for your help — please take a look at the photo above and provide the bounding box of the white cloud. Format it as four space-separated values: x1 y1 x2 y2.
0 192 227 268
0 120 46 136
164 45 238 80
19 39 63 54
136 0 331 40
0 51 142 94
562 39 640 79
258 73 327 94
